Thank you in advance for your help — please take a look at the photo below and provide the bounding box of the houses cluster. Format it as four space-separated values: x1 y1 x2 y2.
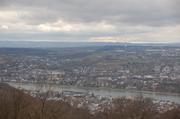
0 46 180 93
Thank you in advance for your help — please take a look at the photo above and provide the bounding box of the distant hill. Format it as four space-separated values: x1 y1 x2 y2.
0 41 180 48
0 41 124 48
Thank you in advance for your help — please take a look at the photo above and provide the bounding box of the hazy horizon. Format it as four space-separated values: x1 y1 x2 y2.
0 41 180 48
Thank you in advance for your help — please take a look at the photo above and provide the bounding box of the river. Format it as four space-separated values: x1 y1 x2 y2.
8 82 180 104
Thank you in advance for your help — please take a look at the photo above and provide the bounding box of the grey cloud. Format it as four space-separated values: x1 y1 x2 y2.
0 0 179 26
0 0 179 43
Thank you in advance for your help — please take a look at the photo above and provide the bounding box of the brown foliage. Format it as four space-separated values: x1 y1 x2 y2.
0 83 179 119
160 107 180 119
0 83 91 119
95 97 159 119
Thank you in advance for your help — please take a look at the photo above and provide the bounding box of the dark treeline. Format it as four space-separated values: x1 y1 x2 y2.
0 83 180 119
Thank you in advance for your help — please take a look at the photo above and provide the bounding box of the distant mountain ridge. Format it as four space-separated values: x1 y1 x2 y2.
0 41 123 48
0 41 180 48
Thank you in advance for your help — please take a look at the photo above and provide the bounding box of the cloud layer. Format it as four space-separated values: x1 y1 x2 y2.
0 0 179 43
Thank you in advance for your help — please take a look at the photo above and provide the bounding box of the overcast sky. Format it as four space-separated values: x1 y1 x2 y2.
0 0 179 43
